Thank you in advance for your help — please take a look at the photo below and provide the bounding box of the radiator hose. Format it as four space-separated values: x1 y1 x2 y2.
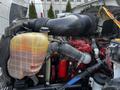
49 42 91 64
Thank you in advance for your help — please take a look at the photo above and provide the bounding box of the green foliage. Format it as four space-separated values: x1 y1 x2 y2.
29 2 37 19
66 1 72 12
48 4 55 19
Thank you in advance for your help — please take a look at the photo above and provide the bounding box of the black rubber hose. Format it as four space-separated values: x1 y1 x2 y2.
27 14 95 36
46 14 92 36
6 14 96 37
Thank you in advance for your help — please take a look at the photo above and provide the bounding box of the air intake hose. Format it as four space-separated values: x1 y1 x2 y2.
27 14 96 36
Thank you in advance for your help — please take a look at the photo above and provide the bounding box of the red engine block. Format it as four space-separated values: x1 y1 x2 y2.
69 38 92 53
69 38 92 70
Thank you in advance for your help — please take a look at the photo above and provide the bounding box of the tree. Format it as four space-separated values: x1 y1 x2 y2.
66 0 72 12
29 2 37 19
48 4 55 19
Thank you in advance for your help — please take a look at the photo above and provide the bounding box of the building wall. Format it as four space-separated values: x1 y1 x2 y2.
42 0 93 17
105 0 118 6
72 0 119 13
0 0 11 36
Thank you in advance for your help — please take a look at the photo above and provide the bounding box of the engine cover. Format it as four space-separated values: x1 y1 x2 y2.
7 33 48 79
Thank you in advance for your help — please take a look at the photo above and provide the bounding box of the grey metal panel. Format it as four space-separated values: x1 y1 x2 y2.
12 0 29 7
0 17 9 36
9 3 28 24
116 0 120 6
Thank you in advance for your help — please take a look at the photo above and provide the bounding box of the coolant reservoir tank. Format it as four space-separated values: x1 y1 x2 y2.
7 33 48 79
